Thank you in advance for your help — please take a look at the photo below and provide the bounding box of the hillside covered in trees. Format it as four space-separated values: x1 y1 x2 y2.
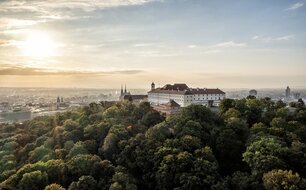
0 97 306 190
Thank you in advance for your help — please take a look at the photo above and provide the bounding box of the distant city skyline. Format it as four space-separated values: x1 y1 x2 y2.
0 0 306 88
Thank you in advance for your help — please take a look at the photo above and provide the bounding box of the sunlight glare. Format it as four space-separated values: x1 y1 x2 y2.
22 31 57 58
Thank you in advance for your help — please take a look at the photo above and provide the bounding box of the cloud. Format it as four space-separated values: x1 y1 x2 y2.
0 28 30 35
252 35 295 42
184 42 244 54
0 39 8 46
252 36 259 40
215 41 247 48
0 18 43 30
41 0 158 11
0 0 159 13
286 2 304 10
187 45 197 48
275 35 295 41
0 0 161 31
124 49 178 57
108 70 144 75
133 43 154 47
0 64 144 76
0 39 22 47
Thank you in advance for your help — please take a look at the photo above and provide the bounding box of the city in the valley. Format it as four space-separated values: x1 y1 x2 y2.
0 83 304 123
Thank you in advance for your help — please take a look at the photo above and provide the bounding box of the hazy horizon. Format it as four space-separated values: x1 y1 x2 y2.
1 0 306 88
1 86 306 90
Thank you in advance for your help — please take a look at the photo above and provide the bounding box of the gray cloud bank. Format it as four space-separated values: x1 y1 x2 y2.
0 64 144 76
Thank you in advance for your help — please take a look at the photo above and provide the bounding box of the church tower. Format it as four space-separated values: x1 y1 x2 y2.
151 82 155 90
286 86 291 99
119 83 131 101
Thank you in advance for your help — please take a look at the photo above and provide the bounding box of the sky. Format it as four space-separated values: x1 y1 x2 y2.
0 0 305 89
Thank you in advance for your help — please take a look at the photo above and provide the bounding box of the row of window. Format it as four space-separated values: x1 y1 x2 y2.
149 93 224 98
149 96 223 101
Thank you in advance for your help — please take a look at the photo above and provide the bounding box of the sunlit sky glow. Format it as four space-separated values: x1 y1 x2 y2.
0 0 305 89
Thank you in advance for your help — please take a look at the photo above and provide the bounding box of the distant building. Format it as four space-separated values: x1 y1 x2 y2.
286 86 291 99
0 102 10 112
119 84 147 103
56 96 68 110
148 83 225 107
293 93 301 99
123 94 148 104
119 84 131 101
152 99 181 116
249 89 257 97
57 96 61 103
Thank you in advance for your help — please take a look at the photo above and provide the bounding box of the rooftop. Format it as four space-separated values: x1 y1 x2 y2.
148 83 225 95
165 99 180 107
123 94 148 100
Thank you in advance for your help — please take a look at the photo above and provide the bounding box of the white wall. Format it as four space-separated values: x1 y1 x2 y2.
148 92 226 107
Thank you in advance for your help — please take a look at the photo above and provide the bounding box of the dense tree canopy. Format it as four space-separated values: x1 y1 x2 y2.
0 98 305 189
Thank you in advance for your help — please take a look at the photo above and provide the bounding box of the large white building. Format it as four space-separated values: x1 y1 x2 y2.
148 83 225 107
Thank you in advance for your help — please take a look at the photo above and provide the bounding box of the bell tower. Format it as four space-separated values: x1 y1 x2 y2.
151 82 155 90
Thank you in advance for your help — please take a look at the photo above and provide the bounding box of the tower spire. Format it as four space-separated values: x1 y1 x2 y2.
121 84 123 95
125 84 127 93
151 81 155 90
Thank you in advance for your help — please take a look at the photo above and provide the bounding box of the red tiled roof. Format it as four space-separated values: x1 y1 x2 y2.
148 89 193 95
161 83 189 91
188 88 225 94
148 84 225 95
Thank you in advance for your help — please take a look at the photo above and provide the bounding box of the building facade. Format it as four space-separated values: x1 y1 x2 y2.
152 99 181 116
148 83 225 107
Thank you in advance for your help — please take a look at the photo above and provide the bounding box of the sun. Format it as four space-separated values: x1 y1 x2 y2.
22 31 57 58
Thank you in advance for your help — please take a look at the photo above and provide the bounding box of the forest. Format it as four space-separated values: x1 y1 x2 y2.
0 97 305 190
